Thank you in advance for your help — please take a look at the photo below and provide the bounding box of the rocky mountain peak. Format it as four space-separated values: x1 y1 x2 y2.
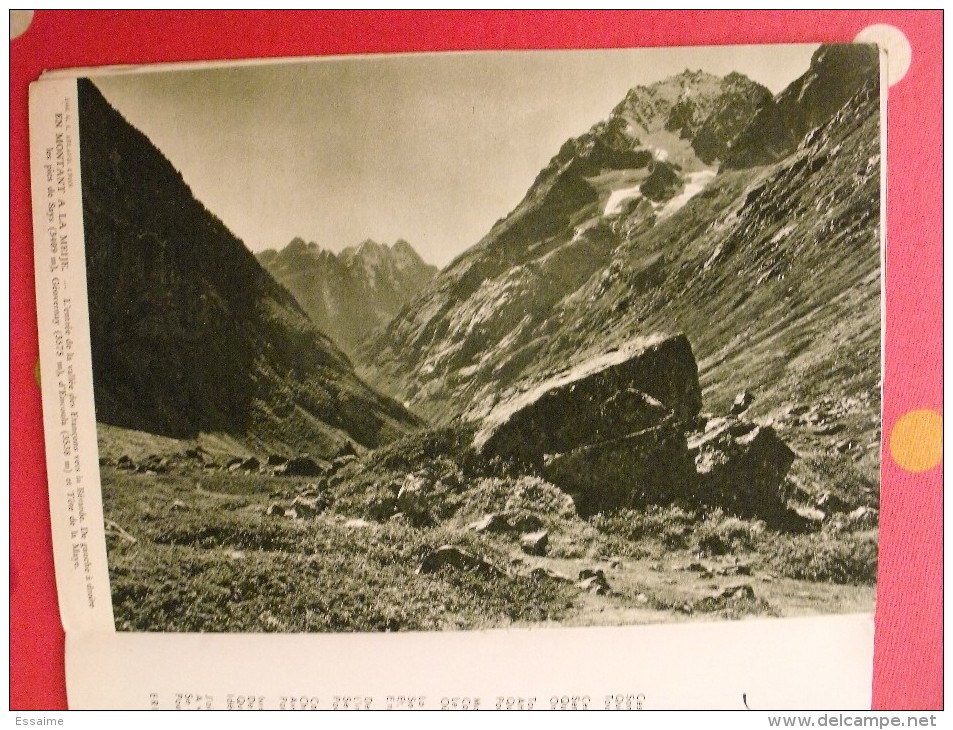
285 236 309 253
392 238 416 255
611 69 768 145
357 238 386 255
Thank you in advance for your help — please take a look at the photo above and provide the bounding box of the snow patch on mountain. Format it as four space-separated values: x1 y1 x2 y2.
659 169 717 219
604 186 644 216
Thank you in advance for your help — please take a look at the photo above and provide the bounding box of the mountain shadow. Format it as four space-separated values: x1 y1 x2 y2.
77 78 423 457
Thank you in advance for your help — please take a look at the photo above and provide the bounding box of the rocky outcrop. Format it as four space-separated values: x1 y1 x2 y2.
577 569 611 595
277 456 326 477
520 530 549 556
469 513 512 534
640 161 682 202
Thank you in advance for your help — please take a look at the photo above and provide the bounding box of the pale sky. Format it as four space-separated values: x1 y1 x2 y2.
89 44 818 268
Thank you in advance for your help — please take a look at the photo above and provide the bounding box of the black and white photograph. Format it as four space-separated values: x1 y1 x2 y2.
76 43 882 633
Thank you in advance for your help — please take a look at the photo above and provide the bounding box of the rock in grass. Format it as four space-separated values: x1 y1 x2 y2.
334 441 358 459
688 418 795 521
715 564 752 577
682 561 711 573
104 519 137 544
397 474 429 518
816 492 852 513
469 513 511 534
331 454 358 470
529 567 573 583
239 456 260 471
847 506 878 526
279 455 326 477
719 584 755 601
579 568 606 581
508 512 545 532
170 499 190 512
695 584 758 613
416 545 502 577
577 569 610 594
793 505 826 523
266 503 285 517
730 390 756 415
520 530 549 556
290 496 321 518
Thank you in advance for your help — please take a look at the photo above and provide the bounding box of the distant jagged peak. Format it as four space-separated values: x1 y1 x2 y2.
285 236 311 252
356 237 386 253
276 236 324 258
390 238 431 270
270 236 433 271
347 238 432 268
523 68 770 204
391 238 416 254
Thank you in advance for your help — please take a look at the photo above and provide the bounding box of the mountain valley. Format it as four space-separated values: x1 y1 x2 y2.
82 45 883 633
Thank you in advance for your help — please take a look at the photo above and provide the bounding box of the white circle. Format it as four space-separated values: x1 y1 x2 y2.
9 10 33 41
855 23 912 87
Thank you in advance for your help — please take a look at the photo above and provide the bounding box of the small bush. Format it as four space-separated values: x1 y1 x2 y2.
591 505 697 551
691 509 766 557
150 510 305 552
766 529 878 584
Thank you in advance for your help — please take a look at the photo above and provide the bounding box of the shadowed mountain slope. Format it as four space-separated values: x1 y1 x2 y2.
78 78 423 457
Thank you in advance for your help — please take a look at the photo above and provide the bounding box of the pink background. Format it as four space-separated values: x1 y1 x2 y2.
10 10 942 710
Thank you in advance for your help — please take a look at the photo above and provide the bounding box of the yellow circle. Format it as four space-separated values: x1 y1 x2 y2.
890 409 942 472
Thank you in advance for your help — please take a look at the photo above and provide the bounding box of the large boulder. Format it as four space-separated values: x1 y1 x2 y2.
688 418 796 519
474 334 702 465
542 416 694 516
730 390 756 416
